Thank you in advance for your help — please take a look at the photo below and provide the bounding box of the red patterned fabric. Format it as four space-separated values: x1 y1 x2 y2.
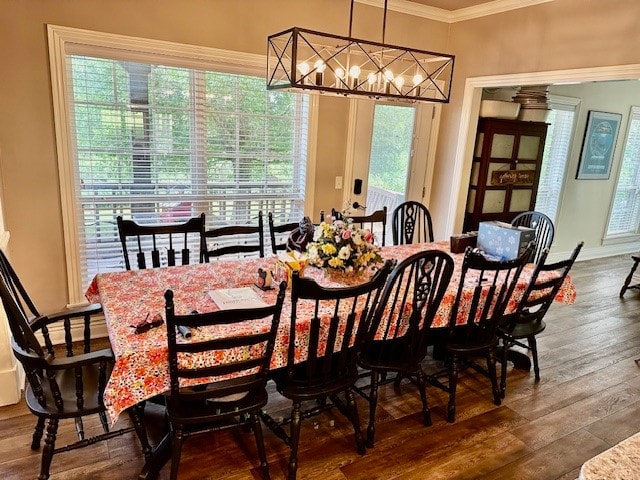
86 242 576 423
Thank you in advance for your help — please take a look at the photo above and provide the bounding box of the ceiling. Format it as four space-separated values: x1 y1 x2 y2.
406 0 496 10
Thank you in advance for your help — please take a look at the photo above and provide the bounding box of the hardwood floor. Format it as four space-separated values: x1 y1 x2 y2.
1 253 640 479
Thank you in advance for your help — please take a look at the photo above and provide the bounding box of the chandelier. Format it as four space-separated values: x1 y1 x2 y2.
266 0 455 103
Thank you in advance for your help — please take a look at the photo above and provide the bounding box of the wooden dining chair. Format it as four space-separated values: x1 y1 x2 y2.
440 243 532 423
117 213 206 269
498 241 583 397
0 273 151 480
392 200 434 245
511 211 554 264
357 250 454 447
264 261 393 480
0 249 112 445
163 283 286 480
204 212 265 259
268 212 299 254
331 207 388 246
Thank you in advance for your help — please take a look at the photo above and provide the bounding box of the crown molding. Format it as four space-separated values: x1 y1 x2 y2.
355 0 555 23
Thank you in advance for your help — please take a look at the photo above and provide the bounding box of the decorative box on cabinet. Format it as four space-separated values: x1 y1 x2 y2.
463 118 548 232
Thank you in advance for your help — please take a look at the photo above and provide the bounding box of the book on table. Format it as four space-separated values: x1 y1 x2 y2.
208 287 268 310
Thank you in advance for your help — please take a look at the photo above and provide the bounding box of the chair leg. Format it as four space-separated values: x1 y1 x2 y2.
487 349 501 406
128 403 152 460
169 425 184 480
528 335 541 381
31 417 45 450
287 401 302 480
620 257 640 297
416 370 432 427
447 355 459 423
39 418 58 480
500 337 510 398
250 412 271 480
345 388 365 455
366 371 379 448
98 411 110 433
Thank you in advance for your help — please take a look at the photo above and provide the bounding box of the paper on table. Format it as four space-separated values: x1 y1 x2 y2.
208 287 268 310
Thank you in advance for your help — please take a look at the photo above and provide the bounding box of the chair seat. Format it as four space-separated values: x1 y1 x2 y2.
271 361 359 400
358 338 418 374
167 387 268 425
500 319 546 339
25 354 114 419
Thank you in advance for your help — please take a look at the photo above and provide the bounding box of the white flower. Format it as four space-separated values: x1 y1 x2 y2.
352 233 363 245
338 245 351 260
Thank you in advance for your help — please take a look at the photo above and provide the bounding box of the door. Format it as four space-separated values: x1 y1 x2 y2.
344 99 437 244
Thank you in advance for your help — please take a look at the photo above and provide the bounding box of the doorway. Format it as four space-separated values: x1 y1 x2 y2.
344 99 438 243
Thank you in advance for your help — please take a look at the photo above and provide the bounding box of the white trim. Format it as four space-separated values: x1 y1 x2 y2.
47 25 314 302
305 95 320 220
551 241 639 264
448 64 640 239
355 0 554 23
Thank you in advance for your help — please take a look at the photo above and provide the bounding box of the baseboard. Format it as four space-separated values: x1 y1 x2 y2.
546 243 638 263
0 363 23 406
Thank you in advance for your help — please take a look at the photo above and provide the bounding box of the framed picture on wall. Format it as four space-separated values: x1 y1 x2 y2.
576 110 622 179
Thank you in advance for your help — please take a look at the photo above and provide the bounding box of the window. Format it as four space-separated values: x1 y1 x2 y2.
607 106 640 237
49 26 312 303
534 96 579 223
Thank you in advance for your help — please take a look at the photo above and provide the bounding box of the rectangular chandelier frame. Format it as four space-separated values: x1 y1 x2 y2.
267 27 455 103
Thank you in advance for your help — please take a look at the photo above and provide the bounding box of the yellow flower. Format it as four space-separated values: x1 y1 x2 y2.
328 257 344 268
321 243 337 255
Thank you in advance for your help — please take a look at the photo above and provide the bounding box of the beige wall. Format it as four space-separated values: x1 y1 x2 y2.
0 0 448 312
1 0 640 311
433 0 640 241
549 81 640 253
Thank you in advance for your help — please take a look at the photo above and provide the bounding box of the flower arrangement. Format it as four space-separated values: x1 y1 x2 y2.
306 216 383 273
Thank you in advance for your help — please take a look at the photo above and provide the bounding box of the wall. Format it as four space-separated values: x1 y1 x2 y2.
433 0 640 244
2 0 640 313
548 80 640 253
0 0 448 313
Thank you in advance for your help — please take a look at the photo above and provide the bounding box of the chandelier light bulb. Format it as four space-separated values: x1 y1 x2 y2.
384 69 394 82
298 62 310 75
367 72 377 92
413 74 424 96
314 60 326 86
349 65 361 88
394 76 405 89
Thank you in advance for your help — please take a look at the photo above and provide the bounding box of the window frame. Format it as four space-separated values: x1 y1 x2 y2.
534 94 580 224
605 105 640 241
48 25 318 304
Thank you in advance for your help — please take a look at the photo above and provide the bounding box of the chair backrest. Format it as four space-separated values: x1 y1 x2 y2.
204 212 265 260
287 260 394 385
0 249 40 320
0 274 109 412
507 241 583 328
117 213 206 270
449 244 532 344
164 283 286 402
392 201 434 245
268 212 299 255
349 207 388 247
359 250 454 369
511 211 555 264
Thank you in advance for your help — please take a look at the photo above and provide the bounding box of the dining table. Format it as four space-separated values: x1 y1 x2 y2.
85 240 577 428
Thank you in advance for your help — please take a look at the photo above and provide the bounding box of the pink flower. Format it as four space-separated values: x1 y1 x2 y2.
341 229 352 240
363 230 374 243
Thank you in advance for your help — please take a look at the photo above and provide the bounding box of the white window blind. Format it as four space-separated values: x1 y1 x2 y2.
67 55 309 284
534 98 577 223
607 106 640 236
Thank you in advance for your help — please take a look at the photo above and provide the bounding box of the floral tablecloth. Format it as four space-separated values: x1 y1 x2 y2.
85 242 576 423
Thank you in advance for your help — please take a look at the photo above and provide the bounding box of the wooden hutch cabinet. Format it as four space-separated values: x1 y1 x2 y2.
463 118 548 232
